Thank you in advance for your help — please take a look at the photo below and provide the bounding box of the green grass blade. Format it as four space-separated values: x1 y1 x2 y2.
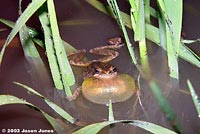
181 43 200 61
38 4 64 89
182 39 200 44
129 120 177 134
0 94 62 133
159 0 182 51
40 111 57 131
107 0 137 65
14 82 75 124
149 80 182 133
157 0 182 79
0 18 44 48
130 0 150 76
187 80 200 118
0 17 42 59
158 13 167 50
73 121 115 134
44 99 75 124
0 95 32 106
178 44 200 67
73 120 177 134
144 0 150 23
47 0 75 95
108 100 114 121
133 0 145 42
19 26 41 58
41 111 73 133
145 24 160 44
0 18 16 29
0 0 46 65
166 25 179 79
14 82 45 98
129 0 137 31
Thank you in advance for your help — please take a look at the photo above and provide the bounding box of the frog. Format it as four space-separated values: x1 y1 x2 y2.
67 37 136 104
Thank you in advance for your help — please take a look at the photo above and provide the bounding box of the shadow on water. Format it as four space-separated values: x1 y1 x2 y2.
0 0 200 133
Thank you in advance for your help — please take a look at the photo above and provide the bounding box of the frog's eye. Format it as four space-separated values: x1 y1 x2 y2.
95 68 100 74
112 67 117 72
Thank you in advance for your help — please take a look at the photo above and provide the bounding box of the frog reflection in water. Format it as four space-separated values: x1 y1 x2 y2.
67 37 136 104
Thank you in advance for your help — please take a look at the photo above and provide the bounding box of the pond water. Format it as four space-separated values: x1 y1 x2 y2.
0 0 200 134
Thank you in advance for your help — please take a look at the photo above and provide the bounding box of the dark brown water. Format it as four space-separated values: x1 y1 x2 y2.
0 0 200 134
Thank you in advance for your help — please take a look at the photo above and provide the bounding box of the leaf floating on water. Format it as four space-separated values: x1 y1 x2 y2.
129 120 178 134
73 120 177 134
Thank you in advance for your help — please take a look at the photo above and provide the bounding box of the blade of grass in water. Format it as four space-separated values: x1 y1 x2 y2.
0 18 44 48
187 80 200 118
14 82 76 124
158 0 182 51
19 1 41 57
107 0 137 65
149 81 182 133
144 0 150 23
37 4 64 90
18 0 42 59
19 25 41 58
166 19 179 79
108 100 114 121
47 0 75 96
157 0 182 79
0 95 32 106
129 0 150 76
0 0 46 65
181 43 200 61
73 120 177 134
158 12 167 50
182 39 200 44
0 94 61 133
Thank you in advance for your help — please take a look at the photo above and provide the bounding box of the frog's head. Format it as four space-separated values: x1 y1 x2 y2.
84 61 117 79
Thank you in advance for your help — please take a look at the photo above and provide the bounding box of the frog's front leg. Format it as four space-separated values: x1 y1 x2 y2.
89 37 124 63
67 49 91 67
67 87 82 101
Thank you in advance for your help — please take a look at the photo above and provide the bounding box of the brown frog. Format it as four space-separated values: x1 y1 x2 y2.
67 37 136 104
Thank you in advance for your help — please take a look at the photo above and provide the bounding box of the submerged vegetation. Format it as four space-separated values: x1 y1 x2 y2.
0 0 200 133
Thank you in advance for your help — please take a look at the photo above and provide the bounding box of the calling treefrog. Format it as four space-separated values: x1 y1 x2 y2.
67 37 136 104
